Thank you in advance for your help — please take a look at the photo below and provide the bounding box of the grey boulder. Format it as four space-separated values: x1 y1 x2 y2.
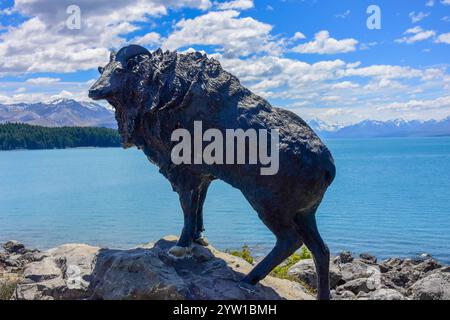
3 241 26 255
368 288 406 300
409 267 450 300
287 259 342 289
14 236 313 300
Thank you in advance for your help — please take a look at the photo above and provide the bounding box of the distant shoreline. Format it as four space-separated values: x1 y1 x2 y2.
2 134 450 153
0 146 122 152
0 123 120 151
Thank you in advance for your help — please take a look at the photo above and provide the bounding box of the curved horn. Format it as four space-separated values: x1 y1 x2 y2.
110 51 116 62
115 45 150 62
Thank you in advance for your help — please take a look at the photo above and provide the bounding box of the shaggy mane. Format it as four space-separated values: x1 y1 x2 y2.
128 49 246 112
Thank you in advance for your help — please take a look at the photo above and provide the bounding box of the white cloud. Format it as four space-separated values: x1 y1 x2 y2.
215 0 254 10
0 7 15 16
26 77 61 85
364 79 405 91
435 32 450 44
292 32 306 41
321 95 340 102
211 48 449 123
131 32 162 47
331 81 359 89
442 0 450 5
395 26 435 44
1 0 450 124
409 11 430 23
0 0 213 75
426 0 435 7
291 31 358 54
163 10 278 57
335 10 350 19
0 78 99 104
377 96 450 112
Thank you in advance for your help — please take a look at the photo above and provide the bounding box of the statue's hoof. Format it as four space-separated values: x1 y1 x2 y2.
194 237 209 246
168 245 191 258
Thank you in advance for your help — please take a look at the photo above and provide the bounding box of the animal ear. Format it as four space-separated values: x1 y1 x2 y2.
98 66 104 74
110 51 116 62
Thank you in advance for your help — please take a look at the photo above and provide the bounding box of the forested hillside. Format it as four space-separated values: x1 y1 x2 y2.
0 123 120 150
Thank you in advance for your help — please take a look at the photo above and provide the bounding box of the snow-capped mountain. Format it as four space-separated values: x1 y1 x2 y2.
0 99 116 128
310 118 450 138
1 99 449 137
307 119 343 133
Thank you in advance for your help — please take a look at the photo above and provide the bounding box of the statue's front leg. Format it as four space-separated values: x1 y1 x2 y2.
168 189 198 258
194 182 210 246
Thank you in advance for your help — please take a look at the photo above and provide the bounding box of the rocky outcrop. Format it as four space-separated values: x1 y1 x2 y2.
2 240 449 300
11 237 313 300
287 252 449 300
1 241 41 272
1 241 42 300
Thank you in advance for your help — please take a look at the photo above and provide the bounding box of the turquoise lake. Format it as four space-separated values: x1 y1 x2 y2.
1 137 449 263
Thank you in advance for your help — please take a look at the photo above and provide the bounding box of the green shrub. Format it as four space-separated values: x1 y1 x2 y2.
0 280 17 300
270 246 312 279
0 272 21 300
227 245 254 264
299 245 312 260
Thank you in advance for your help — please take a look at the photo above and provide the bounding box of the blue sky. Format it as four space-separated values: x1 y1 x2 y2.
0 0 450 124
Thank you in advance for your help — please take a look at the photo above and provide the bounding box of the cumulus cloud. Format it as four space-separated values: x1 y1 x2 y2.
163 10 278 57
131 32 162 46
435 32 450 44
377 96 450 112
0 0 212 75
215 0 254 10
0 78 101 104
211 49 447 124
331 81 359 89
291 31 358 54
26 77 61 85
292 32 306 41
409 11 430 23
1 0 450 123
395 26 436 44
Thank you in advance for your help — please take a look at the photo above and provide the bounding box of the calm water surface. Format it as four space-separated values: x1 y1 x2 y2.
1 138 449 262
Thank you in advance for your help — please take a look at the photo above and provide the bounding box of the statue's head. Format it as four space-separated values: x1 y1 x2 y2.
89 45 236 147
89 45 151 146
89 45 150 101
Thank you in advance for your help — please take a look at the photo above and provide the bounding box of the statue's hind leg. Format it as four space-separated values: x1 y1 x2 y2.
242 226 302 285
295 209 330 300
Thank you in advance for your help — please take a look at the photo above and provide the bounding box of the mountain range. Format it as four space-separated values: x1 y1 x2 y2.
309 118 450 138
0 99 116 128
1 99 450 138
